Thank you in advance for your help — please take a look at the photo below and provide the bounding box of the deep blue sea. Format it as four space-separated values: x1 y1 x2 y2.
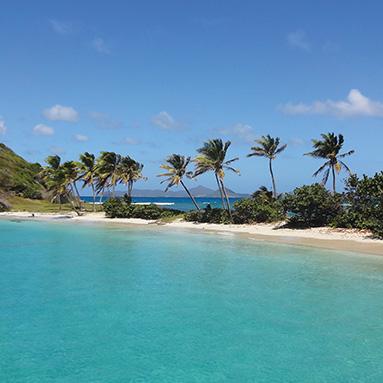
82 196 242 212
1 218 383 382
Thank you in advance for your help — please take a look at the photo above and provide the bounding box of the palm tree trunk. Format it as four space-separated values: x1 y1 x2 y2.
91 184 96 212
332 165 336 194
73 181 82 209
220 179 233 220
269 158 277 199
215 173 227 210
180 180 201 211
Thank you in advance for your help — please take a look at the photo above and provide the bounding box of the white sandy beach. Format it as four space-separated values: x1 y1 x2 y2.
1 211 383 255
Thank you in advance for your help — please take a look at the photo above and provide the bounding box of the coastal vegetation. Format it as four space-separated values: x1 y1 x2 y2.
2 133 383 238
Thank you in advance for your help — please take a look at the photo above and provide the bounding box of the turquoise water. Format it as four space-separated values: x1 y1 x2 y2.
1 219 383 382
82 196 242 212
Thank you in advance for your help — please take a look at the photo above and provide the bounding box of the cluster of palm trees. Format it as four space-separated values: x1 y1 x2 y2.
41 151 146 212
40 132 354 215
158 133 355 216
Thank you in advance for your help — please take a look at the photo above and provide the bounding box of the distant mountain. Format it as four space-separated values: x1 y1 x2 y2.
206 188 250 198
115 185 250 198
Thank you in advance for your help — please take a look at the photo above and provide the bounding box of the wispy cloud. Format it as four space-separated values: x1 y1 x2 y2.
289 137 306 147
287 30 310 52
150 111 187 131
44 105 79 121
125 137 141 145
91 38 110 54
88 111 122 130
280 89 383 119
74 134 89 142
49 146 66 155
49 19 74 35
0 116 7 135
33 124 54 136
215 124 259 144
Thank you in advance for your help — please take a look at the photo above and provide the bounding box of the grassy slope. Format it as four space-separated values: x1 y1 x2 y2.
0 143 44 194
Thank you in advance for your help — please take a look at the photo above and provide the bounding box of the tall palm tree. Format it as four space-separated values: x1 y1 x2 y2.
96 151 121 198
247 135 286 199
78 152 97 212
119 156 147 198
157 154 201 211
304 132 355 193
194 139 240 218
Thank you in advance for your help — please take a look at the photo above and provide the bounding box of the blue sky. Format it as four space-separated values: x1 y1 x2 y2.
1 0 383 194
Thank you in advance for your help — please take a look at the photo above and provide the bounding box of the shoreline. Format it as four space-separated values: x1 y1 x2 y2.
1 211 383 256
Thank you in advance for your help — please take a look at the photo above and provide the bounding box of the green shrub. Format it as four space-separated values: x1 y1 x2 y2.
282 184 344 226
332 173 383 238
23 186 43 200
103 197 126 218
184 208 230 224
232 198 284 224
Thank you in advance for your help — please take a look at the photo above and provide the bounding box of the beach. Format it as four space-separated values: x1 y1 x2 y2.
1 211 382 256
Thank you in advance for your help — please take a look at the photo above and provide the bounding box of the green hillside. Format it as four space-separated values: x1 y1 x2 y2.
0 143 44 198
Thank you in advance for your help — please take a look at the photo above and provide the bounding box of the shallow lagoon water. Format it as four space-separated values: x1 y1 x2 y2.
1 218 383 382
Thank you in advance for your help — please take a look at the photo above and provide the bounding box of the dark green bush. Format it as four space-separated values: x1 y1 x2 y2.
184 208 230 224
332 173 383 238
282 184 344 226
103 197 126 218
23 186 43 200
232 198 284 224
103 198 182 220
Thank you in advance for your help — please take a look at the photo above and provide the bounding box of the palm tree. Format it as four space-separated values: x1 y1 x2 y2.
96 151 121 198
41 155 66 209
78 152 97 212
304 132 355 193
194 139 240 219
247 135 286 199
62 161 82 209
119 156 147 198
157 154 201 211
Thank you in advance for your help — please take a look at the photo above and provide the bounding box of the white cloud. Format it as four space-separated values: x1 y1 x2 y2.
75 134 89 142
125 137 141 145
91 38 110 54
0 116 7 135
49 19 74 35
287 30 310 52
33 124 54 136
150 111 187 131
49 146 66 155
281 89 383 119
88 111 122 130
216 124 258 144
289 137 306 147
44 105 79 121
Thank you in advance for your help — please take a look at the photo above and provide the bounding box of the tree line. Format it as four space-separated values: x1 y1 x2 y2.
40 132 354 216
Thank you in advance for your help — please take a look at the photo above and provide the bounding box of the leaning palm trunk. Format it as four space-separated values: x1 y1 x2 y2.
73 181 82 209
180 180 201 211
269 159 277 199
220 179 233 220
91 184 96 212
65 190 81 216
215 173 227 210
